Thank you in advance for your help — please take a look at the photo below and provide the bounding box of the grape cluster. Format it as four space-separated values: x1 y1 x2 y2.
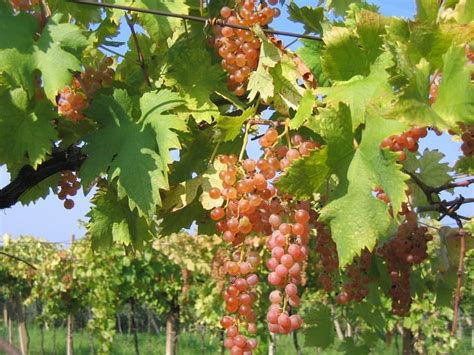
209 126 320 350
57 171 80 210
337 250 372 304
380 127 427 161
378 210 432 315
57 58 114 122
315 222 338 292
212 1 280 96
10 0 37 11
460 125 474 156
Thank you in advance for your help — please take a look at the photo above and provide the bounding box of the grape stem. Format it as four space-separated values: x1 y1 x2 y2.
239 122 252 161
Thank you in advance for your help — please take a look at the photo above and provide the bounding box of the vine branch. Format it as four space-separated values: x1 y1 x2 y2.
0 146 86 209
0 251 37 270
125 13 152 87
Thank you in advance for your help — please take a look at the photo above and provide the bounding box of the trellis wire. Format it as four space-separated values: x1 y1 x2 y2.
69 0 323 42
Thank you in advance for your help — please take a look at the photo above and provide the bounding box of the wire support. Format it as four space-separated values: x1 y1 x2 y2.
69 0 323 42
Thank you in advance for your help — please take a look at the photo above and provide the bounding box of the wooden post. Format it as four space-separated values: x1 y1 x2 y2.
66 234 75 355
268 333 276 355
165 302 179 355
402 327 414 355
130 298 140 355
14 293 28 355
67 314 74 355
292 330 302 355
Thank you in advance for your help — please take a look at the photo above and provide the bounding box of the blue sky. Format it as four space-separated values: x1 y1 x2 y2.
0 0 470 242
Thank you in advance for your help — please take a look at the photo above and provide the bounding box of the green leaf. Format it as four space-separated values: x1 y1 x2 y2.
290 89 315 130
81 90 168 218
451 0 474 23
321 26 370 81
288 3 324 33
0 88 57 168
303 305 335 349
215 106 256 142
199 160 227 210
88 185 151 248
416 0 440 23
356 10 388 63
252 26 281 68
320 114 409 266
140 89 186 169
247 64 274 102
432 45 474 127
276 147 330 200
327 0 362 16
454 155 474 174
417 149 451 186
270 55 305 114
162 176 204 212
165 37 225 123
317 53 393 130
126 0 189 40
0 10 88 100
296 39 329 86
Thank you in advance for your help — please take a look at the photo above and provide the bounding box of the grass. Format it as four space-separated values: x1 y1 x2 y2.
1 323 472 354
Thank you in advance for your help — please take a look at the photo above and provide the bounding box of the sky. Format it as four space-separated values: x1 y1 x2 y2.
0 0 471 243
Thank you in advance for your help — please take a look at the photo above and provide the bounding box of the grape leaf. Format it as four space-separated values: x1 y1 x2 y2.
416 0 439 23
165 37 225 123
316 52 393 130
319 114 409 266
270 55 305 114
247 64 274 102
0 9 88 100
0 88 57 168
215 106 257 142
296 39 329 86
140 89 186 169
303 305 335 348
279 105 353 200
417 149 451 186
290 89 315 130
276 147 330 200
119 0 189 40
454 155 474 174
432 45 474 127
390 46 474 129
327 0 362 16
451 0 474 23
288 3 324 34
321 26 370 81
355 10 388 63
88 185 151 248
81 90 168 218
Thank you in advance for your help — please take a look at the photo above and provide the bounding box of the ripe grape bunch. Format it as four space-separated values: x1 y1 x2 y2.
10 0 37 11
208 126 319 352
378 208 432 315
57 171 80 210
57 57 114 122
380 126 427 161
460 124 474 156
212 0 281 96
315 222 338 292
337 250 372 304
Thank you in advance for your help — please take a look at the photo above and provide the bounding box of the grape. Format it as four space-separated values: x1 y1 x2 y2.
380 127 427 161
378 208 432 315
58 171 80 210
